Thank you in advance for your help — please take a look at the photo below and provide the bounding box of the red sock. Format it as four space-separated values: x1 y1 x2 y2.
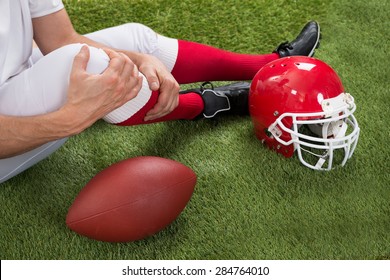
171 40 280 84
117 91 203 126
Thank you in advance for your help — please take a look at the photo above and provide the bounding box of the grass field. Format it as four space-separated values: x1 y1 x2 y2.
0 0 389 260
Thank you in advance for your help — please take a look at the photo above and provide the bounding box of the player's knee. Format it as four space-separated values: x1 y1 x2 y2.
85 46 110 74
122 22 155 35
58 43 109 74
121 23 158 54
38 44 109 113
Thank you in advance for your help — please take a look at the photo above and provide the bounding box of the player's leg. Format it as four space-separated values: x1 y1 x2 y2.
84 23 201 125
85 23 263 125
85 22 275 83
85 21 320 83
171 21 320 83
86 21 320 125
115 81 251 126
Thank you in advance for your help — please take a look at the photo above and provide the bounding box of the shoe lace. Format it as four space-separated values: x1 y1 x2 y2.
200 81 214 92
278 41 293 51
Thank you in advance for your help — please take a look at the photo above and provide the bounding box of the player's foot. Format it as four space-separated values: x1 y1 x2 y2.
180 81 250 118
274 21 321 57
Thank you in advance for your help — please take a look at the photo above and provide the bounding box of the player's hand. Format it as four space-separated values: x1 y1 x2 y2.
64 46 143 132
134 54 179 121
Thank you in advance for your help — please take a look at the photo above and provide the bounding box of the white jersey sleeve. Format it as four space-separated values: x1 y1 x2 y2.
29 0 64 18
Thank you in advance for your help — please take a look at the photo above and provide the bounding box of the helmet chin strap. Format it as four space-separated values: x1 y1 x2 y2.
314 156 327 169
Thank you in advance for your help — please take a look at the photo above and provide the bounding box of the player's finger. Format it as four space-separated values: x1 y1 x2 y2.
140 66 160 91
144 90 179 121
102 48 127 76
122 63 141 100
71 45 90 75
125 75 143 102
119 53 136 79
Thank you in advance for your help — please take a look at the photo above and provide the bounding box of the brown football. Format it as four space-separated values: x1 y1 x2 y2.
66 156 196 242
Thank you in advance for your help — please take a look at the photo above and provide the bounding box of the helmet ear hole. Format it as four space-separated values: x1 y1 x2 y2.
265 129 273 138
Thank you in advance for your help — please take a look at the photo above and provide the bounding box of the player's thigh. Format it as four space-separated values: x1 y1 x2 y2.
85 23 178 72
85 23 158 54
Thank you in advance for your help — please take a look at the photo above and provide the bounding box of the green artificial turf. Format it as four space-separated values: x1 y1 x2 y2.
0 0 389 260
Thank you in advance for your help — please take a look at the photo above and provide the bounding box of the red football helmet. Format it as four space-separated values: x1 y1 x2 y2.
249 56 360 170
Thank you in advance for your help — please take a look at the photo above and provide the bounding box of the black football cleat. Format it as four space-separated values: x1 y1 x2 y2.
274 21 321 57
180 81 250 118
